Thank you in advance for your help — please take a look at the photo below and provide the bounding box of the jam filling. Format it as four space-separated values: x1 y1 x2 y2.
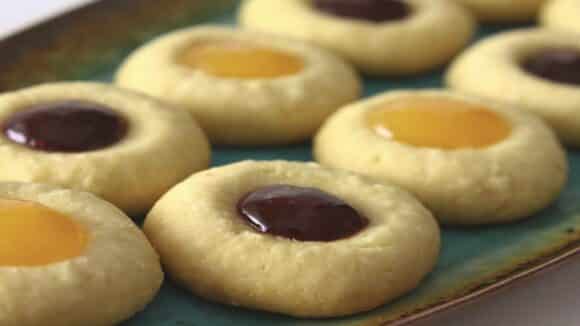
0 199 88 267
522 48 580 86
3 101 128 153
367 97 512 149
179 41 304 79
313 0 410 22
237 185 368 242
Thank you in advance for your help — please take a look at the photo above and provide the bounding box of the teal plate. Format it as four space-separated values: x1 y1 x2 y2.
1 1 579 325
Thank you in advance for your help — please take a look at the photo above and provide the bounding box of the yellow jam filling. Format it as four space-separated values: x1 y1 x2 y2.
0 199 89 267
178 41 304 78
367 97 512 149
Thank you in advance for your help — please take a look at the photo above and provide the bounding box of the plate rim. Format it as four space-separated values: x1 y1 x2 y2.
384 241 580 326
1 1 579 325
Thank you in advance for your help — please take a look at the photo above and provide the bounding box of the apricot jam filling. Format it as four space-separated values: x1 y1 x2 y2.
178 41 304 79
367 97 511 149
0 199 89 267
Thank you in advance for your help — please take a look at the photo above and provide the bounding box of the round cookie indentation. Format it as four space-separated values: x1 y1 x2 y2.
367 97 511 149
237 184 368 241
239 0 476 76
446 28 580 146
0 82 211 215
0 182 163 326
522 48 580 86
312 0 410 22
3 101 128 153
144 160 440 317
178 41 304 79
116 26 361 145
314 90 568 225
0 198 88 267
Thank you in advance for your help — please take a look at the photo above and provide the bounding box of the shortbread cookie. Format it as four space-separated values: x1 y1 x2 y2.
144 160 440 317
446 28 580 146
314 90 567 225
540 0 580 35
0 182 163 326
451 0 546 22
0 82 210 215
239 0 475 76
116 26 361 145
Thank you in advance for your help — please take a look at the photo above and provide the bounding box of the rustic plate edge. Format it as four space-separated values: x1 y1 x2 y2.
372 241 580 326
1 2 580 326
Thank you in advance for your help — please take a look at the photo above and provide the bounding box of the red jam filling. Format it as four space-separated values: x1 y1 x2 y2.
522 48 580 86
237 185 368 242
3 101 128 153
313 0 410 22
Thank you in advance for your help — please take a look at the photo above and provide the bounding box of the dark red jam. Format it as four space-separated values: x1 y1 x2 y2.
2 101 128 153
237 185 369 242
313 0 410 23
522 48 580 86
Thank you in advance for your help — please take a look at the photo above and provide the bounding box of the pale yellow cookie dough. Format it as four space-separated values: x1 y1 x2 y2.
0 82 211 215
540 0 580 34
314 90 567 225
116 25 361 145
239 0 476 76
451 0 546 22
0 182 163 326
446 28 580 146
144 160 440 317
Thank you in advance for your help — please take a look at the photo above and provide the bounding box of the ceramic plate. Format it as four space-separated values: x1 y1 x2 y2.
0 1 578 325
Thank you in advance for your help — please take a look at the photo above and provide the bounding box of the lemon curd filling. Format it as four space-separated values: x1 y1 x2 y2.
367 97 512 149
0 199 89 267
178 41 305 78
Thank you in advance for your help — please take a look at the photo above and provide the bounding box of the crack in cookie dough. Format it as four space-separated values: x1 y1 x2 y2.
314 90 567 225
144 161 440 317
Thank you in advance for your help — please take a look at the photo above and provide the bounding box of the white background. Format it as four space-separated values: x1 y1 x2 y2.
1 1 579 325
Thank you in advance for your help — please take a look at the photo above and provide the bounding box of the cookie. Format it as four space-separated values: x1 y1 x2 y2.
239 0 475 76
451 0 546 22
144 160 440 317
0 82 211 215
446 28 580 146
314 90 567 225
115 26 361 145
540 0 580 35
0 182 163 326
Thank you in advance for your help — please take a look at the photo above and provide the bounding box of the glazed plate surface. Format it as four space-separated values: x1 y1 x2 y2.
1 1 578 325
